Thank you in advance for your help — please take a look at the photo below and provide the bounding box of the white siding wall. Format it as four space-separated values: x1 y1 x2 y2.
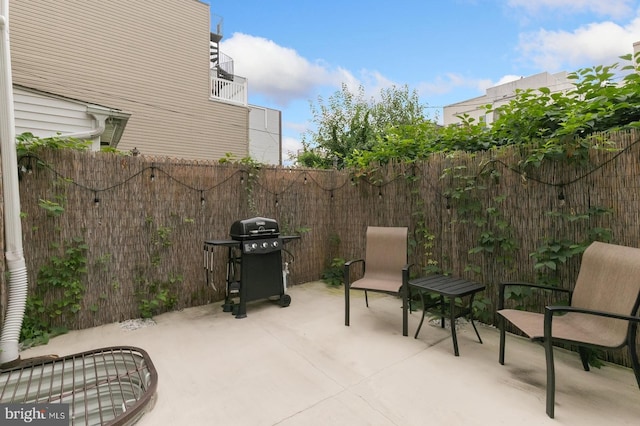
14 88 95 137
9 0 249 160
249 106 281 165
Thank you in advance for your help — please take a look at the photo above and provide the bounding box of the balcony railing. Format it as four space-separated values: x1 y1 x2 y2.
210 73 247 106
216 51 234 79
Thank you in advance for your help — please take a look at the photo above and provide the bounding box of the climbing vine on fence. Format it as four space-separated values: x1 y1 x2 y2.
21 236 88 348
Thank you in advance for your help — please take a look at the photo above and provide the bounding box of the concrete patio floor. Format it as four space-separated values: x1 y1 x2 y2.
20 281 640 426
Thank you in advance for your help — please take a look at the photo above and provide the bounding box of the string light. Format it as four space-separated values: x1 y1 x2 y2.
93 191 100 207
200 191 205 207
303 176 307 185
19 137 640 211
275 195 279 207
558 188 566 207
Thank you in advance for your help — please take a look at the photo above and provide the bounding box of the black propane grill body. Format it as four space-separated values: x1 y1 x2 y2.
204 217 298 318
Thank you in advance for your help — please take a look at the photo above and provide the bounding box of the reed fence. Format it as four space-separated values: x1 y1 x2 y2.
2 129 639 365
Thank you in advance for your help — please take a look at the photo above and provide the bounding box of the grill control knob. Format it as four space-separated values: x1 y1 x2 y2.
261 242 269 248
271 241 279 248
251 243 258 250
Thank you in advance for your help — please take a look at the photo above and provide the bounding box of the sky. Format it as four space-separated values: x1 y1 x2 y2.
202 0 640 161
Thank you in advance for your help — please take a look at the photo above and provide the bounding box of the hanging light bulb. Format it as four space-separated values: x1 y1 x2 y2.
94 192 100 207
150 165 155 182
558 189 566 207
200 191 205 207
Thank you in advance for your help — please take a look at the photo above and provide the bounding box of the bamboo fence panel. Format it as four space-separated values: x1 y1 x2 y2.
4 129 640 366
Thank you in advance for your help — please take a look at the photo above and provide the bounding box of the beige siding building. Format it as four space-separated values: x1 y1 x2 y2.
9 0 249 160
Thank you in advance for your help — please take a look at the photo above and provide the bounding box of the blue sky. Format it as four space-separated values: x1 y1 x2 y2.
203 0 640 161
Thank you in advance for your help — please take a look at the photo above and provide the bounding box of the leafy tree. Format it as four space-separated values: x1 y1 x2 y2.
297 83 429 168
489 56 640 147
371 84 429 130
345 54 640 169
345 121 442 170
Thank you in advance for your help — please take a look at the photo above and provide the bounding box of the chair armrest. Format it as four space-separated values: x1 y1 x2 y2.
402 263 413 292
344 259 364 268
545 305 640 323
344 259 364 287
498 282 572 310
544 305 640 343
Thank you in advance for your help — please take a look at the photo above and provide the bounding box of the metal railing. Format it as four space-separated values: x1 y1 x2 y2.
216 51 234 77
210 73 247 106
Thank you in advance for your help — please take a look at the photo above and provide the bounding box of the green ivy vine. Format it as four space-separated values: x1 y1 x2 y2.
21 236 88 348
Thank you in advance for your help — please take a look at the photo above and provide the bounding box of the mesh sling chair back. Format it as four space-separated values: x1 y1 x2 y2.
497 241 640 418
344 226 411 336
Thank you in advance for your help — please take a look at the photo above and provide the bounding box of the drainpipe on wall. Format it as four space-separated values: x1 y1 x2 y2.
59 113 106 151
0 0 29 366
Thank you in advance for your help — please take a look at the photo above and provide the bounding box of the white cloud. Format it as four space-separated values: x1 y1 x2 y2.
517 16 640 70
507 0 635 19
417 73 493 97
284 120 310 136
282 135 303 155
220 33 341 106
282 136 303 165
351 69 399 100
220 33 404 107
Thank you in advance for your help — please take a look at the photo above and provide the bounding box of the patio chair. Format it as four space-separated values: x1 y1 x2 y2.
344 226 411 336
497 241 640 418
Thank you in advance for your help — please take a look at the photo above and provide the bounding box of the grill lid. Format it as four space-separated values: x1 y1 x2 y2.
230 217 279 240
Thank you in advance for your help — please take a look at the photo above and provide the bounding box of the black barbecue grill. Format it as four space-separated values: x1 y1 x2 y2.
204 217 300 318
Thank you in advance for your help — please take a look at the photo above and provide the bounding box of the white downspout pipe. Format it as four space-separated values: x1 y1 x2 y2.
59 113 106 151
0 0 29 365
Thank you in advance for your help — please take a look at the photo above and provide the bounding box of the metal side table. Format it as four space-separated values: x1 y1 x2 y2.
408 274 485 356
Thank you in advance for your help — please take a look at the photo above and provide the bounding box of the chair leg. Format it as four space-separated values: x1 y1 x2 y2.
449 296 460 356
545 338 556 418
345 283 350 326
414 292 427 339
402 280 408 337
499 316 506 365
630 344 640 389
578 347 591 371
629 323 640 388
